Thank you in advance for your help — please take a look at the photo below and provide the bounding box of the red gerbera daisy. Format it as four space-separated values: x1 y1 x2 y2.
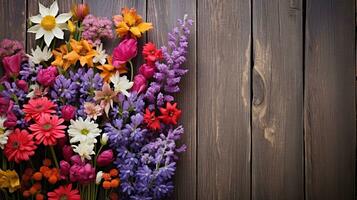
142 42 162 63
47 184 80 200
29 115 66 146
4 129 37 163
159 102 182 125
23 97 56 121
144 108 161 131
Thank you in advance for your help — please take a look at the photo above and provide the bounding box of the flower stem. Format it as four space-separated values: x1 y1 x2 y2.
50 146 59 168
129 60 134 81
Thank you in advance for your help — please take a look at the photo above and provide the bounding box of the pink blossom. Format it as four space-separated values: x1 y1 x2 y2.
82 15 113 46
2 53 22 78
62 145 74 162
112 38 137 68
4 111 17 128
139 63 156 79
132 74 147 94
60 160 70 180
0 97 13 114
96 149 114 167
37 66 58 87
69 155 95 184
61 105 76 121
16 80 28 92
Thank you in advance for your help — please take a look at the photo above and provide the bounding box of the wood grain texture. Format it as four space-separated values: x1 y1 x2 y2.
26 0 82 51
305 0 356 199
252 0 304 199
147 1 196 200
84 0 146 52
197 0 251 199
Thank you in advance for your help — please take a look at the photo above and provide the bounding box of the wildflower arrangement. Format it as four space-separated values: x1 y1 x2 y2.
0 2 192 200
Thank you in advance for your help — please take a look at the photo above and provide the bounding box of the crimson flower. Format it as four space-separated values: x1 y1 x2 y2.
23 97 56 121
144 108 161 131
29 115 66 146
4 129 37 163
143 42 162 63
47 184 80 200
159 102 182 125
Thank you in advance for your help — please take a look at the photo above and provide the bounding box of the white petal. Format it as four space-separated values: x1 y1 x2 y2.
30 14 42 24
52 27 64 39
44 31 54 47
122 90 130 97
57 23 68 30
55 13 72 23
27 24 40 33
39 2 50 17
35 27 45 39
49 1 59 16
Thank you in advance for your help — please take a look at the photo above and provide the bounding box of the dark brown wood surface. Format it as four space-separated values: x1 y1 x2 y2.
252 0 304 199
304 0 356 199
0 0 355 199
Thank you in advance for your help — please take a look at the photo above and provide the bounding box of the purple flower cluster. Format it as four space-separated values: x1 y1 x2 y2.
82 14 114 46
145 17 193 108
107 17 192 199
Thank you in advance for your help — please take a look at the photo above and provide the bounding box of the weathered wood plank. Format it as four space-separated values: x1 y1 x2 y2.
27 0 82 51
252 0 304 199
197 0 251 199
84 0 146 52
305 0 356 199
147 1 196 200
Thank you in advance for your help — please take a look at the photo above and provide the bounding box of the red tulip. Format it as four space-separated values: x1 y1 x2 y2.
2 53 21 78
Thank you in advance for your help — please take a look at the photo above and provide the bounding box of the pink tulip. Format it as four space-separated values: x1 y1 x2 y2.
2 53 21 78
139 63 156 79
16 80 28 92
63 145 74 162
96 149 114 167
36 66 58 87
132 74 147 94
61 105 76 121
112 38 137 68
60 160 70 180
4 111 17 128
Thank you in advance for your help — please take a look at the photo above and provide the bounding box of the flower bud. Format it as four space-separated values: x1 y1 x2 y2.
100 133 108 145
96 150 114 167
132 74 147 94
16 80 28 92
61 105 76 121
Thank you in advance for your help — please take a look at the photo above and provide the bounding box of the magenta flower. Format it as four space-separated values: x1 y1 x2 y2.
37 66 58 87
61 105 77 121
132 74 147 94
96 149 114 167
16 80 28 92
4 111 17 128
2 53 22 78
0 97 13 114
138 63 156 79
112 38 137 68
60 160 70 180
62 145 74 162
69 156 95 184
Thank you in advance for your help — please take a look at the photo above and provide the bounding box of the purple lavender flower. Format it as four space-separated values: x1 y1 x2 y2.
82 14 114 46
19 62 43 82
51 75 78 103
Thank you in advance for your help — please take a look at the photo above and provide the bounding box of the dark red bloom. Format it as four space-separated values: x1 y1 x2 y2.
144 108 161 131
142 42 162 63
159 102 181 125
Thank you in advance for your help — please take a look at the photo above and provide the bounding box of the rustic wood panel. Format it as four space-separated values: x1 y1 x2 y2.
27 0 82 51
251 0 304 199
197 0 251 199
146 1 197 200
84 0 146 53
305 0 356 199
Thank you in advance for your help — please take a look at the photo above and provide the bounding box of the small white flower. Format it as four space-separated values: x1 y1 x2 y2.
96 171 103 184
100 133 109 145
93 43 108 65
0 117 11 149
27 46 52 65
68 117 101 144
28 1 72 46
72 141 95 161
110 71 133 97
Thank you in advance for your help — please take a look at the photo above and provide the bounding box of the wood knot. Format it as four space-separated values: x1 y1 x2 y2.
252 68 265 106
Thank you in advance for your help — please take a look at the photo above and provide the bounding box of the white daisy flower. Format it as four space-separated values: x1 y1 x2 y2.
72 141 95 161
27 46 52 65
93 44 108 65
110 71 133 97
96 171 103 185
0 117 11 149
28 1 72 46
68 117 101 144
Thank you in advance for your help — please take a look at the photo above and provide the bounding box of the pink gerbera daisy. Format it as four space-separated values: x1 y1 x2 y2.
4 129 37 163
29 115 66 146
23 97 56 121
47 184 80 200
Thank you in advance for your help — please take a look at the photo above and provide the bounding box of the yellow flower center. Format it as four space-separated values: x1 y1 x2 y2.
81 129 90 135
41 15 56 31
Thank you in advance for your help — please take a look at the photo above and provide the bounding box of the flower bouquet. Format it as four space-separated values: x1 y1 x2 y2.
0 1 192 200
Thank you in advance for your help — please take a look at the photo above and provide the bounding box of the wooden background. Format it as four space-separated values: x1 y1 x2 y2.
0 0 356 199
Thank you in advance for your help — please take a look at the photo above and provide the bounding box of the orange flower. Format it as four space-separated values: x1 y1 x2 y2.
103 181 111 190
52 44 74 71
110 178 120 188
71 3 90 21
96 56 127 82
65 39 97 67
113 7 152 38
